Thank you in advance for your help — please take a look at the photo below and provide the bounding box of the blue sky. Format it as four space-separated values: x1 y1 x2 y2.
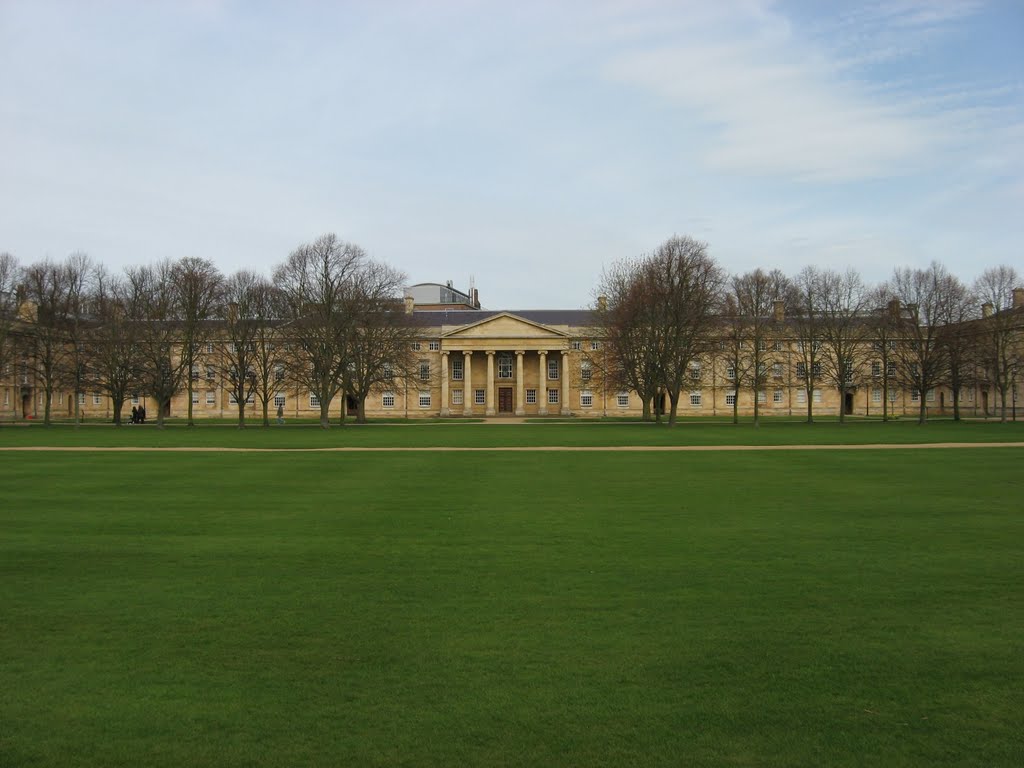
2 0 1021 308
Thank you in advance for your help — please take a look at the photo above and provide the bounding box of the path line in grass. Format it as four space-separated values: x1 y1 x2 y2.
2 442 1024 453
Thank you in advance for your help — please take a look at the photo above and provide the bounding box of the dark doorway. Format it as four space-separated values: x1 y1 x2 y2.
21 390 31 419
346 395 358 415
655 392 666 415
498 387 513 413
940 392 945 412
844 392 854 415
162 400 171 418
982 391 989 416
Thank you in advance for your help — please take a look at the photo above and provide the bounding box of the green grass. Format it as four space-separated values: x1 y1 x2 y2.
2 418 1024 449
2 447 1022 766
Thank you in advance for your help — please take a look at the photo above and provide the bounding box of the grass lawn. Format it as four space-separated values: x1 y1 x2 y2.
2 444 1022 766
2 418 1024 449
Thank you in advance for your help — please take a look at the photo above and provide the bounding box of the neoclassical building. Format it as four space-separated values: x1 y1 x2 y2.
3 281 1022 421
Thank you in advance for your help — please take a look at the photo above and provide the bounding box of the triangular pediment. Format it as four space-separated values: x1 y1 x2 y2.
443 312 569 340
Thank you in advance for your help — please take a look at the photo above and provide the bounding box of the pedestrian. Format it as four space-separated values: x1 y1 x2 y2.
276 403 284 425
130 406 138 424
140 405 146 423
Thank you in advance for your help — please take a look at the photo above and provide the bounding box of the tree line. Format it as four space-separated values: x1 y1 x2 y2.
594 236 1022 426
0 234 419 429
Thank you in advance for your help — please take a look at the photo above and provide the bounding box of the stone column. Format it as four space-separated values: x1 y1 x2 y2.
561 350 571 415
485 351 496 416
463 351 473 416
515 350 525 416
440 351 450 417
538 351 548 416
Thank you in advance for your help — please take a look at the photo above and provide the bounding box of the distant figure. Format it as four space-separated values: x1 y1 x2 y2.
130 406 138 424
139 405 147 424
276 404 284 425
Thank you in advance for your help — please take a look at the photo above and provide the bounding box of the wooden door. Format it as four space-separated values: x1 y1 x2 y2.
498 387 513 413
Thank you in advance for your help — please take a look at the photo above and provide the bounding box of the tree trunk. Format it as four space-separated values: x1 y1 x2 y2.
262 400 270 427
186 380 195 427
112 397 124 426
157 398 167 429
319 400 330 429
357 397 367 424
882 381 889 422
238 401 246 429
732 396 738 425
43 388 52 426
667 389 679 427
838 387 846 424
918 399 927 425
806 388 813 424
952 388 961 422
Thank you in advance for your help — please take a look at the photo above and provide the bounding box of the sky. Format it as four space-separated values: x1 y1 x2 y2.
2 0 1022 309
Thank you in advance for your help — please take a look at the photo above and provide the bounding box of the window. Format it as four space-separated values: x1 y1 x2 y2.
571 341 582 351
475 389 486 405
428 341 439 351
773 389 784 403
581 361 592 381
886 362 896 377
872 361 881 378
580 390 593 408
526 389 537 405
725 391 737 406
191 391 199 404
617 392 630 408
911 389 920 402
411 342 421 351
206 366 216 381
813 389 822 404
227 342 236 353
58 392 63 405
726 366 735 380
418 391 431 408
78 392 86 405
383 362 394 379
131 395 139 405
419 361 430 381
548 388 559 404
274 365 285 382
590 341 600 351
889 389 898 402
310 394 320 408
689 391 702 407
274 394 286 408
690 363 701 380
206 391 216 405
872 341 883 352
772 363 783 379
844 362 854 383
91 393 101 405
757 390 767 404
758 340 767 351
205 343 215 354
451 359 464 380
888 340 897 351
812 363 822 378
498 353 513 379
926 389 935 402
872 388 882 403
452 389 464 405
773 341 784 352
191 365 200 381
967 389 975 402
382 392 395 408
796 362 806 379
548 359 559 380
229 392 254 405
797 389 807 404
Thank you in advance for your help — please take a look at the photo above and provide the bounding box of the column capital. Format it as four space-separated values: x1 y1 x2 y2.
515 350 525 356
440 350 450 358
561 349 571 357
486 350 496 356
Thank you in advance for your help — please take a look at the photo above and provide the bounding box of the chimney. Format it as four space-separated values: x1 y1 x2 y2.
473 288 480 309
887 298 900 319
597 295 608 312
772 299 785 322
982 302 993 318
404 296 415 314
1013 287 1024 309
227 302 239 322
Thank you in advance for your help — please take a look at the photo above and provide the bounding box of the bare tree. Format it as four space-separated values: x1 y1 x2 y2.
936 274 976 421
891 262 954 424
791 266 827 424
816 269 870 424
974 265 1022 421
171 257 224 427
344 261 419 423
274 234 364 428
865 284 901 421
126 261 188 428
0 252 19 420
85 268 142 425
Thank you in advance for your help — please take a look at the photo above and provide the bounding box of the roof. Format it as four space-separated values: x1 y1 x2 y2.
410 309 595 329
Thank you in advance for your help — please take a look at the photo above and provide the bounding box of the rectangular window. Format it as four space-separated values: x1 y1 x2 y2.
872 388 882 403
548 359 559 380
90 393 100 405
872 361 881 377
418 391 431 408
451 359 464 380
926 389 935 402
773 389 783 403
452 389 463 405
274 365 285 382
526 389 537 405
131 394 139 405
590 341 600 351
206 366 216 381
498 354 513 379
428 341 440 351
58 392 64 405
383 362 394 379
580 390 593 408
381 392 395 408
689 391 702 407
725 391 737 406
889 389 898 402
411 342 421 351
886 362 896 377
548 388 559 404
773 341 784 352
812 363 822 378
581 361 592 380
310 393 320 408
191 365 200 381
911 389 920 402
191 391 199 404
617 392 630 408
726 366 735 380
796 362 806 379
690 363 701 380
419 361 430 381
274 394 286 408
813 389 822 404
797 389 807 404
205 343 215 354
772 363 783 379
206 391 216 405
571 340 582 350
230 392 254 405
757 390 767 404
475 389 486 405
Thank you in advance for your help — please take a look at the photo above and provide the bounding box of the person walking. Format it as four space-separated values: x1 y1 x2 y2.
276 403 284 425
